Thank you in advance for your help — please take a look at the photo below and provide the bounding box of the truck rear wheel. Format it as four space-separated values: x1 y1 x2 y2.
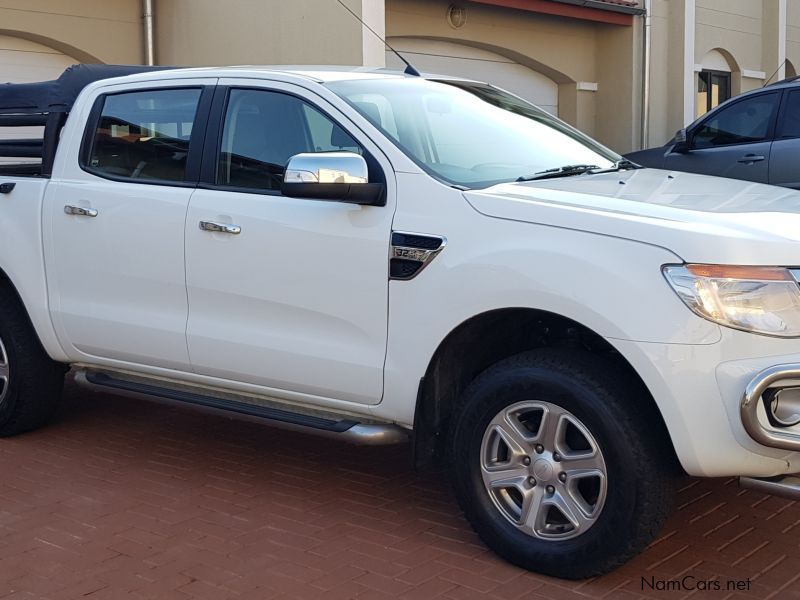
449 349 674 579
0 289 65 436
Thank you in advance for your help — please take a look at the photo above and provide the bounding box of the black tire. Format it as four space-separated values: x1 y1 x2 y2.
0 288 65 436
449 349 674 579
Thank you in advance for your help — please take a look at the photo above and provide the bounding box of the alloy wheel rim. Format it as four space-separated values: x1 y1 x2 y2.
0 336 8 406
480 400 607 541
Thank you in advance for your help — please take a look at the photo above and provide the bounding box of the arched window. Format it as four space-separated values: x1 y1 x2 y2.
697 49 735 118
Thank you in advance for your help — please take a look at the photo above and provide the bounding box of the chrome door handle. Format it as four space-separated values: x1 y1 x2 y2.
64 205 98 217
738 154 766 163
199 220 241 235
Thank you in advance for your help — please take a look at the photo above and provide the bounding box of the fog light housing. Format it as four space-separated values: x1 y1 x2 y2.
764 387 800 428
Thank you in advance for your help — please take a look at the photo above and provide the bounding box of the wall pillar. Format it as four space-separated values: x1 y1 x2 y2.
763 0 787 84
361 0 386 67
666 0 694 131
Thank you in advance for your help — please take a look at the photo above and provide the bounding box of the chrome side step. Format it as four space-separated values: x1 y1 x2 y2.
739 475 800 501
74 370 409 446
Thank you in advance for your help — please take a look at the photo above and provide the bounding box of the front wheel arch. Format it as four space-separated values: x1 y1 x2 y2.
413 308 680 474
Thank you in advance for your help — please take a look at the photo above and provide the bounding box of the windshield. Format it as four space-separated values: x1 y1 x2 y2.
325 77 620 189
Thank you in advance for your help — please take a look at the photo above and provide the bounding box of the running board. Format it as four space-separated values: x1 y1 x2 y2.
739 475 800 501
76 370 409 446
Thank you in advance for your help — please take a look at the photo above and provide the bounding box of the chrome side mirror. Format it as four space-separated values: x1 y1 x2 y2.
281 151 385 206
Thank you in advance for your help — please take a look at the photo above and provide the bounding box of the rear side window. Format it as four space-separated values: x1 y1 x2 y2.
777 90 800 139
84 88 202 182
692 92 779 148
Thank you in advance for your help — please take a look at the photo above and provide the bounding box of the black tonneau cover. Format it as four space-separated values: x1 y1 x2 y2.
0 64 176 114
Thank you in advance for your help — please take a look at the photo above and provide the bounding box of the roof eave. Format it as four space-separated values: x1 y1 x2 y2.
549 0 645 16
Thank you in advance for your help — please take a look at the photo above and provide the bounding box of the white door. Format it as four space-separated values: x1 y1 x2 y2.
385 38 559 115
44 81 215 371
184 80 394 405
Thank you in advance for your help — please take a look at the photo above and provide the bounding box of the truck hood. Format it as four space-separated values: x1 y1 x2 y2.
464 168 800 265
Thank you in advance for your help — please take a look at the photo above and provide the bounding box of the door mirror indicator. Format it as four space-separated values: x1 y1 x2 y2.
281 151 385 206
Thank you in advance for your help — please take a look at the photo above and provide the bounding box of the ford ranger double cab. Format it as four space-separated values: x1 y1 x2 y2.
2 64 800 579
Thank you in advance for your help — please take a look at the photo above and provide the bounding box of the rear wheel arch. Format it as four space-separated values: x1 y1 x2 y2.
0 267 54 358
0 267 67 435
412 307 680 472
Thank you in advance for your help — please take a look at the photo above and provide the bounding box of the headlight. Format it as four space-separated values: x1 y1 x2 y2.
663 264 800 337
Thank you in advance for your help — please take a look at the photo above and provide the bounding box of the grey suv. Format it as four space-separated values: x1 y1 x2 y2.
625 78 800 189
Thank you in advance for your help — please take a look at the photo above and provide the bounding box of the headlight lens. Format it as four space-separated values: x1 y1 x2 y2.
663 264 800 337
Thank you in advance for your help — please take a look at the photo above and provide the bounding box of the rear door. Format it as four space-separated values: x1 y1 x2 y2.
44 79 214 370
769 88 800 189
663 90 781 183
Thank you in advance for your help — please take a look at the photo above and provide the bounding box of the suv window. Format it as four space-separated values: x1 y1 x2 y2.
692 92 779 149
217 89 362 191
777 89 800 139
85 88 202 182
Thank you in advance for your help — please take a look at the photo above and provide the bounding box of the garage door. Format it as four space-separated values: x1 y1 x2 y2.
0 35 78 162
385 38 559 115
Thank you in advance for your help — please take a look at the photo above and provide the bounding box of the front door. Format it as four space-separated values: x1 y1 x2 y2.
44 82 213 371
184 81 394 405
664 90 781 183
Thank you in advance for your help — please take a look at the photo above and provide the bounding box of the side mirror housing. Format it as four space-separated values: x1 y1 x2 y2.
671 128 691 153
281 152 385 206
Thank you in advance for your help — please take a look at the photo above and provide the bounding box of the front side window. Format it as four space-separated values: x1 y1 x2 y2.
326 78 618 189
692 92 779 149
86 88 202 182
217 89 363 191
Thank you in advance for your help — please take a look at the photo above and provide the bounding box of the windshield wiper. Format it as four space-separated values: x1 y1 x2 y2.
516 164 600 182
515 159 642 182
592 158 642 173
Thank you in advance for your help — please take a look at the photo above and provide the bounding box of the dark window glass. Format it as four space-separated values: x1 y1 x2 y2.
217 89 362 191
87 88 201 182
692 92 779 148
696 70 731 118
777 90 800 139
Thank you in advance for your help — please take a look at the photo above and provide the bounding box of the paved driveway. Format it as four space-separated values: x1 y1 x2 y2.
0 382 798 599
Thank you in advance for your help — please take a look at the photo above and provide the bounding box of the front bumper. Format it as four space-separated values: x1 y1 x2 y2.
610 330 800 478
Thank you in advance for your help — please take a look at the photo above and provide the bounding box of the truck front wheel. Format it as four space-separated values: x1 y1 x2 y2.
0 290 65 436
449 349 674 579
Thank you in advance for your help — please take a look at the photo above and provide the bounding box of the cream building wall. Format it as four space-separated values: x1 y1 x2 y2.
0 0 142 65
155 0 385 67
0 0 794 156
386 0 640 153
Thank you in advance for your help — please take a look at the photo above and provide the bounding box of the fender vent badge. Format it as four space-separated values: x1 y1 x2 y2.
390 231 446 280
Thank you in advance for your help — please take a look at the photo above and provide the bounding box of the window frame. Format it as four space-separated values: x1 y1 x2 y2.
689 89 782 150
79 85 214 188
697 69 731 116
197 85 384 197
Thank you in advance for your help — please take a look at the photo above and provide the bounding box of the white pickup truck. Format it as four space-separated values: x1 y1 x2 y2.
2 64 800 579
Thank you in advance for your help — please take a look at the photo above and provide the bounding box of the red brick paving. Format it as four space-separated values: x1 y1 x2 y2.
0 382 798 599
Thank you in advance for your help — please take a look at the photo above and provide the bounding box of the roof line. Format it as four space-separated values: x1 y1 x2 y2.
548 0 645 16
